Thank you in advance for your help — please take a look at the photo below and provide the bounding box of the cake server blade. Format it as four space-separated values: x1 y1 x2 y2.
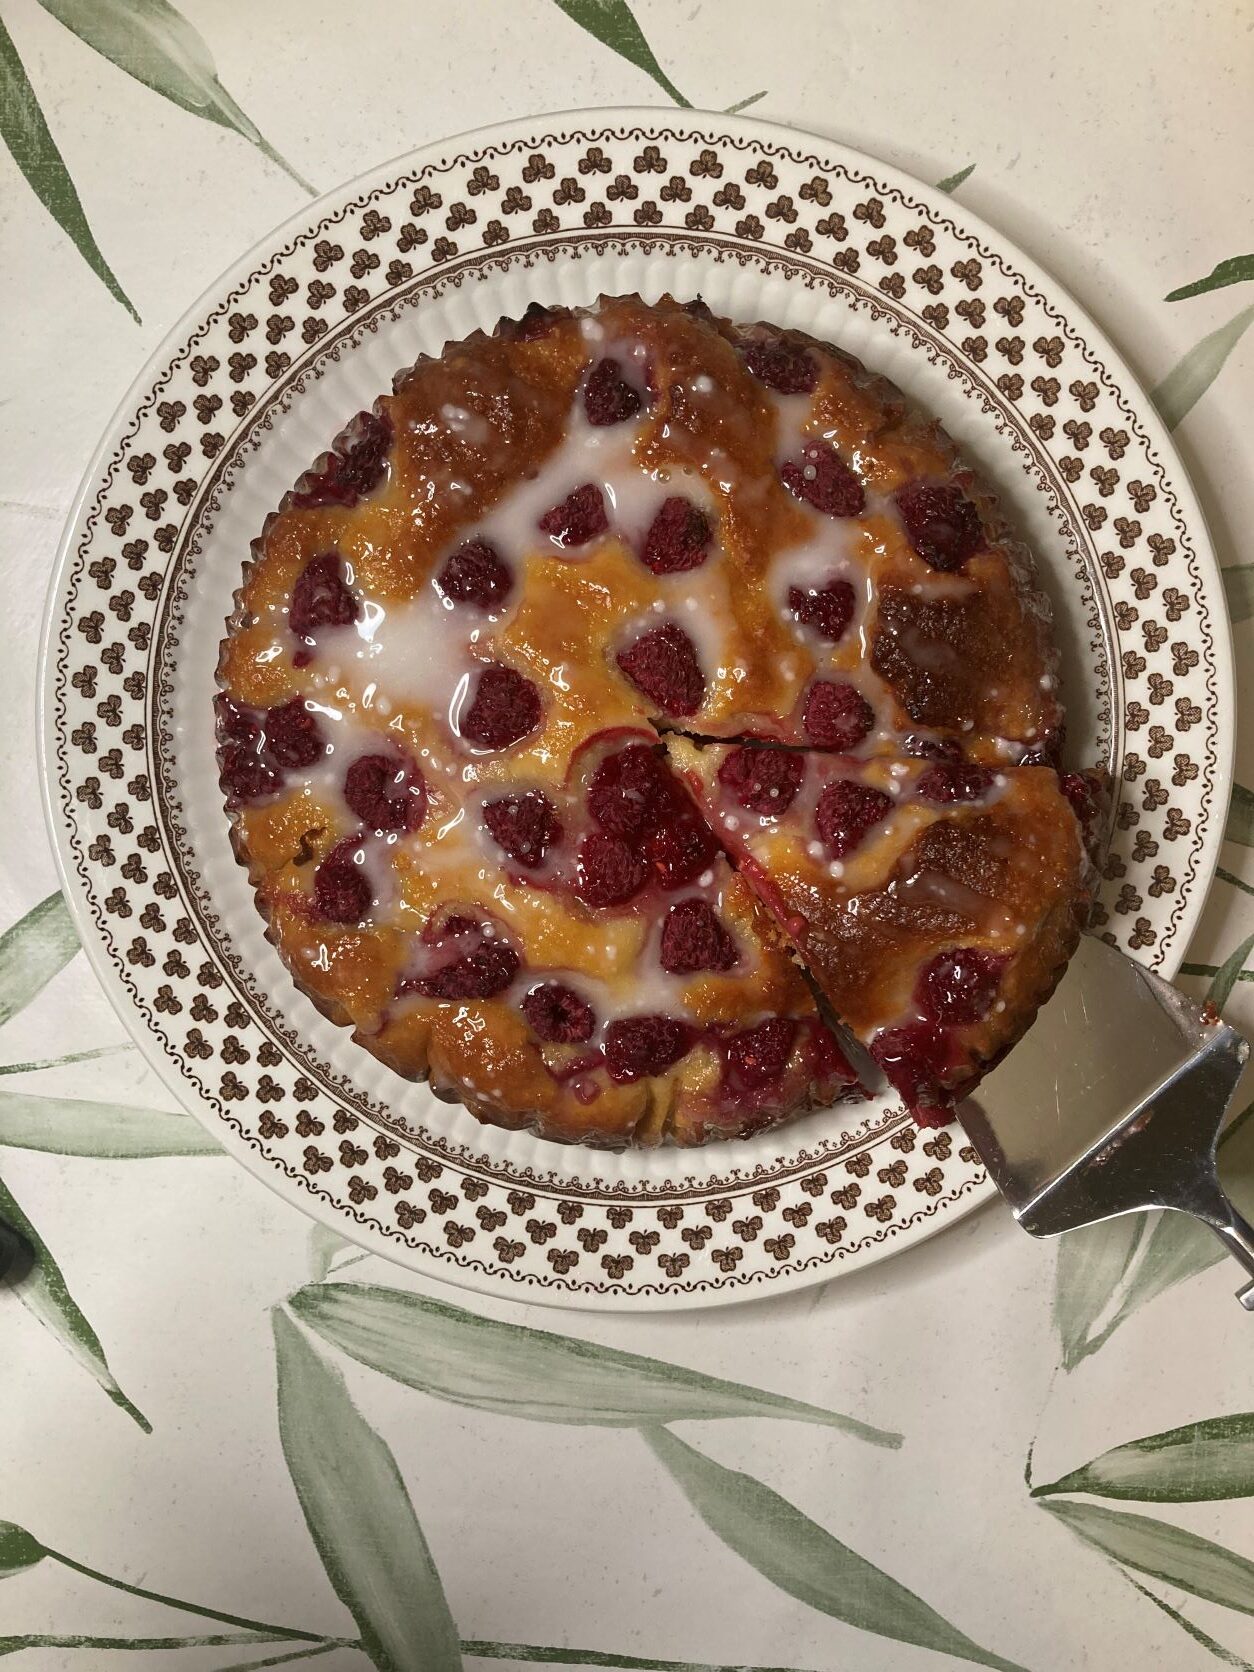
958 933 1254 1307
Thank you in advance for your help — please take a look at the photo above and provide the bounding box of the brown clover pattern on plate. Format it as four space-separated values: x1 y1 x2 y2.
46 119 1224 1307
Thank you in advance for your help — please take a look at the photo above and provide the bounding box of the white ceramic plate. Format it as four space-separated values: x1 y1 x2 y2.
40 110 1233 1310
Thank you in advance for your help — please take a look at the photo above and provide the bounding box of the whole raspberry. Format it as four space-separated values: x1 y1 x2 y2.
584 357 644 426
727 1017 798 1087
917 947 1006 1027
483 791 562 869
808 1022 857 1085
717 747 805 817
436 539 513 609
780 441 865 517
215 693 261 745
604 1015 694 1082
521 982 596 1043
788 578 855 643
343 754 426 833
616 624 705 717
216 698 278 805
219 743 281 807
916 762 996 804
538 483 609 547
641 498 712 573
460 666 542 749
659 899 737 973
802 681 874 750
264 700 324 769
294 411 392 508
289 552 360 637
743 338 819 395
431 914 481 941
313 840 373 924
588 744 668 838
815 779 894 858
575 832 647 909
895 482 983 572
415 937 520 1000
870 1021 954 1125
646 801 720 889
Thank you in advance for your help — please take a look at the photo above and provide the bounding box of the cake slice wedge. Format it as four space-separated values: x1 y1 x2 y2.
669 738 1096 1123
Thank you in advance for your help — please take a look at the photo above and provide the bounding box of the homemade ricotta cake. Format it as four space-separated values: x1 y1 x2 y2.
216 293 1097 1144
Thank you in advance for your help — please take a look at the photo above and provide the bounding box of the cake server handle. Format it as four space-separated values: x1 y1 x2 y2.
1181 1177 1254 1309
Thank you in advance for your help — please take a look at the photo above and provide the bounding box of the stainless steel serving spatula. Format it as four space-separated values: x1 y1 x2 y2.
959 934 1254 1307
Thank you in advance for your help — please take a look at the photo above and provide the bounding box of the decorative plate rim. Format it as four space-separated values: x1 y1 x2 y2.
38 107 1234 1311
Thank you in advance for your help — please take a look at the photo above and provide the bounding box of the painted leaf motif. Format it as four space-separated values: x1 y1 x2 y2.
1124 1575 1254 1672
1228 783 1254 847
548 0 691 105
289 1283 899 1444
0 20 138 320
0 1215 20 1280
0 1520 45 1579
0 1634 288 1657
1054 1212 1147 1371
1223 567 1254 626
646 1429 1027 1672
176 1650 338 1672
1083 1110 1254 1355
1178 962 1253 985
0 1089 219 1157
1042 1499 1254 1617
1036 1412 1254 1503
1166 255 1254 303
36 0 313 191
0 893 78 1027
1101 1209 1223 1342
936 163 976 193
0 1174 150 1431
453 1645 822 1672
0 1045 128 1077
273 1309 463 1672
1209 930 1254 1009
1152 304 1254 430
1218 866 1254 901
307 1223 351 1283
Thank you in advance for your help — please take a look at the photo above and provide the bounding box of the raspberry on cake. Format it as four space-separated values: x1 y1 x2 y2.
217 293 1094 1146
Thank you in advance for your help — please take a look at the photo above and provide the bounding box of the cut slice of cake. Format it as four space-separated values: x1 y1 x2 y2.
670 738 1096 1123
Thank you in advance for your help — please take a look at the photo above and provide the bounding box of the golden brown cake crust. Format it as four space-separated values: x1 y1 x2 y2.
217 294 1089 1144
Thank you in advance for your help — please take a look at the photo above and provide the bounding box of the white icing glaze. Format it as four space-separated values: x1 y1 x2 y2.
299 700 403 813
315 584 484 736
772 518 866 598
771 392 817 463
658 566 737 684
437 403 492 446
471 398 703 561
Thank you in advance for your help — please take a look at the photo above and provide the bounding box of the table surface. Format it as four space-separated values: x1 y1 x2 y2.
4 3 1254 1669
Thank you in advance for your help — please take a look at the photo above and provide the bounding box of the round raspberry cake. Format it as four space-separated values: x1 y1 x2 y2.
216 293 1098 1145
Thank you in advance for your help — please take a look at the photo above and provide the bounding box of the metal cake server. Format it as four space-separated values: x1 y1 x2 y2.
959 933 1254 1307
